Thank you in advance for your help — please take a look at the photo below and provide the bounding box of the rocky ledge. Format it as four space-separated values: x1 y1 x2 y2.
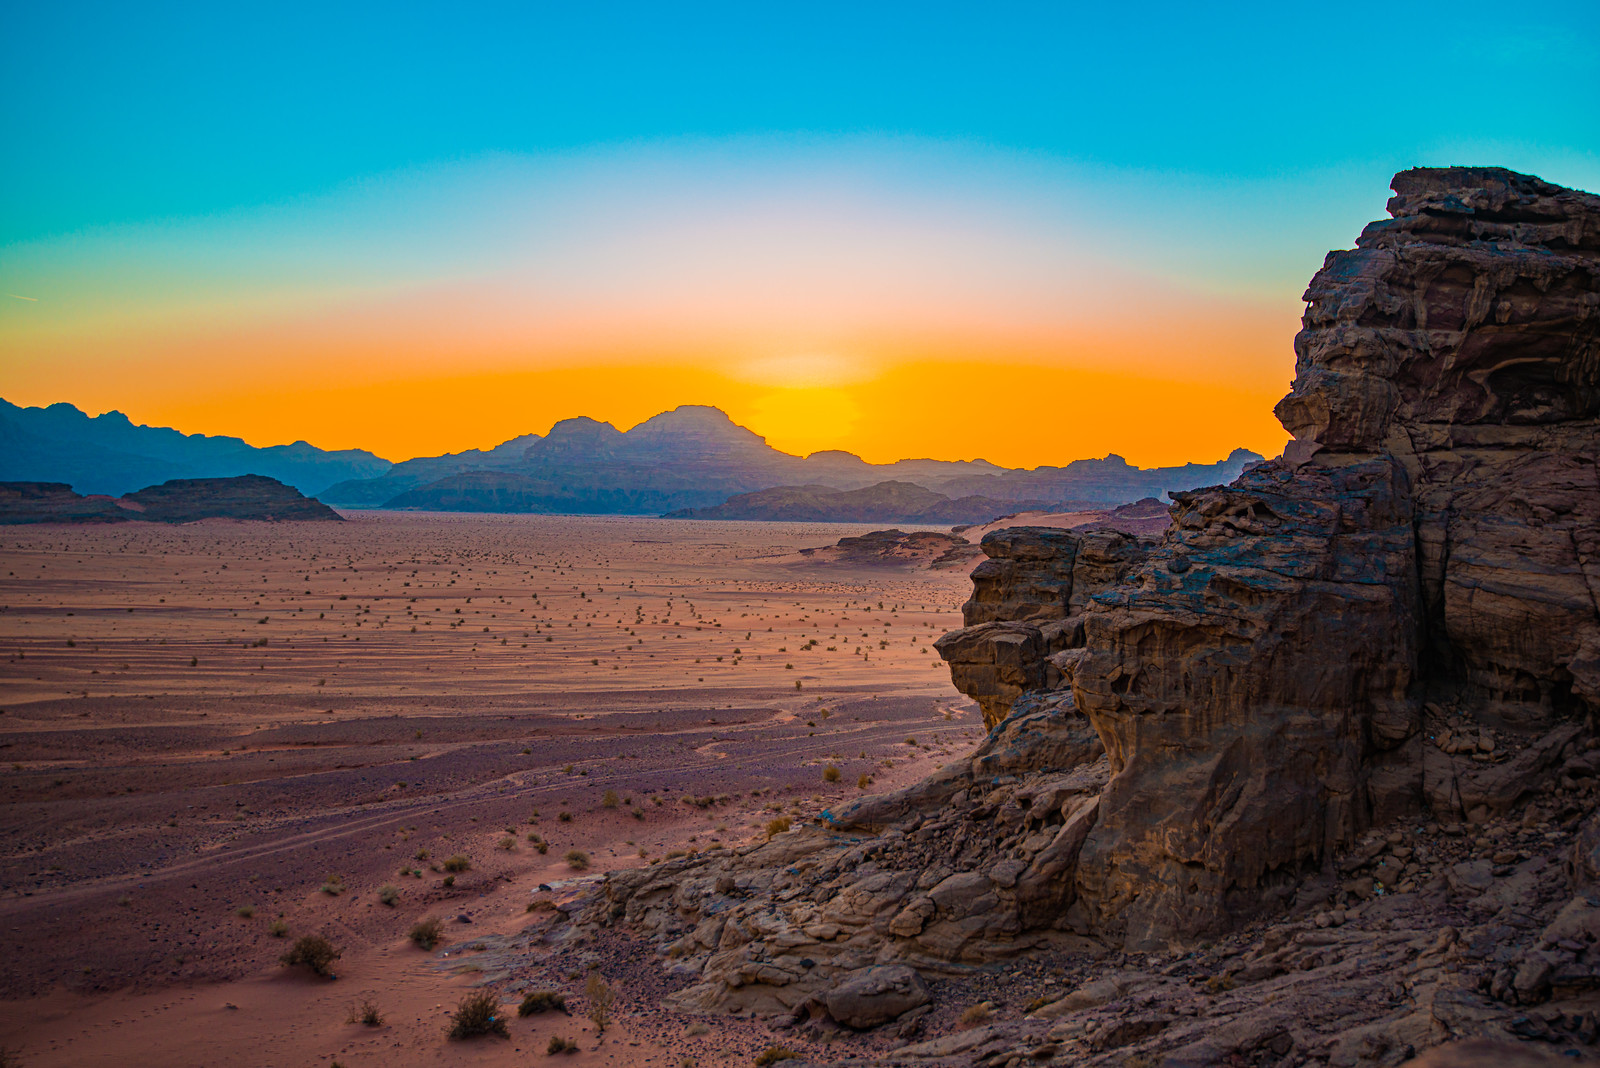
553 168 1599 1065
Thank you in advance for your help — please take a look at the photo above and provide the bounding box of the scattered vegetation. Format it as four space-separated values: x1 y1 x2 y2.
602 789 620 808
497 835 516 851
377 884 399 906
348 999 385 1027
565 850 590 871
958 1001 993 1027
408 917 442 950
319 874 346 896
268 919 288 937
585 972 615 1034
281 934 341 978
822 764 840 783
519 989 568 1015
754 1047 799 1066
234 904 255 918
765 817 792 839
858 773 871 789
441 854 471 873
558 810 573 822
547 1035 578 1054
447 990 508 1040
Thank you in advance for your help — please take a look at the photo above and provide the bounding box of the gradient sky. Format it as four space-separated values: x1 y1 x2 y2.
3 2 1597 467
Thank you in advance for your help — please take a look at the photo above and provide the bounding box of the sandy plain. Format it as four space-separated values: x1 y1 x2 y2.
0 512 983 1066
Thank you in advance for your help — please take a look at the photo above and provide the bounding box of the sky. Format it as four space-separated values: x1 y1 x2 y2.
2 2 1597 468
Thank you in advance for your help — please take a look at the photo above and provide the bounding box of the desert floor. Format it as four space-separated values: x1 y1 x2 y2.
0 512 982 1066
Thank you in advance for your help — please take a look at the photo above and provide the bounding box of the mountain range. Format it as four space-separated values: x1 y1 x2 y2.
0 398 1265 516
0 399 388 497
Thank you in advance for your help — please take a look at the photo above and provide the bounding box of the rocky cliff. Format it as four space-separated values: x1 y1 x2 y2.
562 168 1600 1063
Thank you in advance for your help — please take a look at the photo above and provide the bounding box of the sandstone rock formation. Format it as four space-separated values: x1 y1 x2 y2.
564 168 1600 1056
936 526 1148 727
1068 165 1599 949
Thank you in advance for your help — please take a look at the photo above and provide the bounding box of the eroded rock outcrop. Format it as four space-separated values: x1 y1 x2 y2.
936 527 1147 728
1070 166 1599 948
565 168 1600 1046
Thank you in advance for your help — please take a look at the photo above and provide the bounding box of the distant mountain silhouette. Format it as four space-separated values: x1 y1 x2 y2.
2 397 1265 516
329 404 1263 515
0 475 341 524
666 481 1061 524
0 399 389 497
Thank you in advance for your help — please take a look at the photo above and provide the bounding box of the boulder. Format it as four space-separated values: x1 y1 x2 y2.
822 965 931 1029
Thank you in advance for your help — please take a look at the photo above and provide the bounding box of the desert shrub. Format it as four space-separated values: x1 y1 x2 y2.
858 774 871 789
1023 995 1052 1013
442 875 455 887
958 1001 992 1027
519 989 568 1015
268 919 288 937
535 840 549 854
497 836 516 851
765 817 791 839
442 854 471 873
281 934 341 977
319 874 345 895
1204 974 1237 994
585 972 614 1034
754 1047 798 1066
348 999 384 1026
547 1035 578 1054
602 789 619 808
377 884 399 906
414 848 429 861
235 904 255 918
565 850 590 871
447 990 508 1039
558 811 572 822
822 765 840 783
408 917 442 950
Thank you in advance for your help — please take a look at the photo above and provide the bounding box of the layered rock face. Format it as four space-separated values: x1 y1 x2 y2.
569 169 1599 1046
936 527 1148 728
1065 166 1599 948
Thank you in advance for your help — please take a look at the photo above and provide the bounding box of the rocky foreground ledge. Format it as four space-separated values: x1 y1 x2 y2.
545 168 1600 1066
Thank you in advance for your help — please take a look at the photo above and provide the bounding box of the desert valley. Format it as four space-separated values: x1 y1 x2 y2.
4 6 1598 1064
0 512 998 1064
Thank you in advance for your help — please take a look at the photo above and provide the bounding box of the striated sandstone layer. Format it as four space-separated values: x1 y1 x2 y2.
567 168 1600 1052
1068 166 1599 948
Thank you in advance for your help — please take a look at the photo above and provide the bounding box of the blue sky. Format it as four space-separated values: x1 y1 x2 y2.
2 1 1596 466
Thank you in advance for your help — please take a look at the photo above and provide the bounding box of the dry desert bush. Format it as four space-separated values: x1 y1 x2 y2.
408 917 442 950
281 934 341 978
447 990 508 1040
518 989 567 1015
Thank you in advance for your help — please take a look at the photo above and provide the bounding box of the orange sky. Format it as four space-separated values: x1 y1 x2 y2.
1 144 1305 468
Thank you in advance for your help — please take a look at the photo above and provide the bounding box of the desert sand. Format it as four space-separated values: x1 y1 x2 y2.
0 512 979 1066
